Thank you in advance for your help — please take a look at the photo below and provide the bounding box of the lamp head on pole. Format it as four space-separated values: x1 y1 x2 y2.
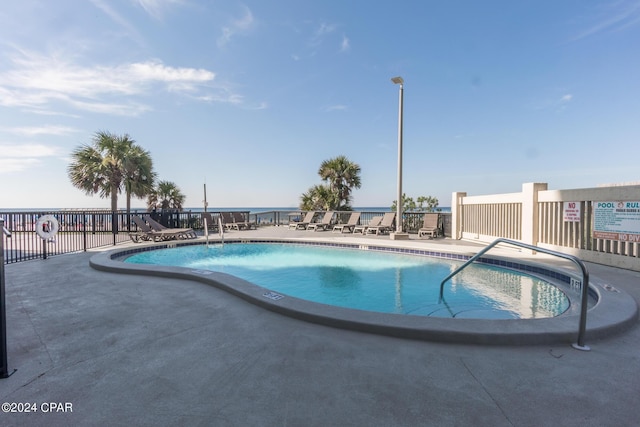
391 76 404 85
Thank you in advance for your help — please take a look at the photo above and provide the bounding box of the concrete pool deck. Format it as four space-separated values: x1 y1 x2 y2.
1 227 639 426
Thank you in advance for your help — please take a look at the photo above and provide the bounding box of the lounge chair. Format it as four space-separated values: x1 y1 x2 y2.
129 216 175 242
307 211 335 231
332 212 361 233
143 215 197 239
231 211 257 230
366 212 396 235
219 212 238 230
289 211 316 230
418 213 440 238
353 216 382 234
201 212 220 233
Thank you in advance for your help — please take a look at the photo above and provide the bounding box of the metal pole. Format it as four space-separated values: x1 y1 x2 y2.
203 182 208 213
391 77 405 234
396 82 404 232
1 219 16 378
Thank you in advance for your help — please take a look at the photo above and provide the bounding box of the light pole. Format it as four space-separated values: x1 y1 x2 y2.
391 76 408 239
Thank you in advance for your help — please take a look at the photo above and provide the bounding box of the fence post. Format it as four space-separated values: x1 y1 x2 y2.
521 183 548 247
112 211 117 246
82 212 88 252
451 192 466 240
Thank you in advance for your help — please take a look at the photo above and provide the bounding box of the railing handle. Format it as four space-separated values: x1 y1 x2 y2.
439 238 591 351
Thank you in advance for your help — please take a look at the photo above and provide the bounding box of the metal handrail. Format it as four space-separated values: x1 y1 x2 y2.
439 238 591 351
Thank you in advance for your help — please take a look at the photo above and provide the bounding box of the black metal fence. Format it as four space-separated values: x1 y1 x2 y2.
1 210 135 264
2 209 451 264
246 210 451 235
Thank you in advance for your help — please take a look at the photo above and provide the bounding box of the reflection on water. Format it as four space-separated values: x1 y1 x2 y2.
451 265 569 318
394 268 403 313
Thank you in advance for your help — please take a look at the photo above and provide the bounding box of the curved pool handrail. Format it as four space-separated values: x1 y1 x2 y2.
218 216 224 244
439 238 591 351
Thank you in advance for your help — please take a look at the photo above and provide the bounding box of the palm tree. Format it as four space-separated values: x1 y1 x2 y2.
68 132 156 216
68 131 130 212
391 194 439 213
318 155 362 210
122 141 156 217
147 180 186 211
300 184 337 211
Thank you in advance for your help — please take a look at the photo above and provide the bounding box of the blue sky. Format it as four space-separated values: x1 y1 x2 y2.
1 0 639 209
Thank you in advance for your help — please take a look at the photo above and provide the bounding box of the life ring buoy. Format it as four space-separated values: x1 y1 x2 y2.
36 215 59 240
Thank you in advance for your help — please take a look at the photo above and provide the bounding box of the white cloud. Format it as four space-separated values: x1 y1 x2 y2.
0 158 40 173
20 109 82 118
217 6 255 47
528 91 575 112
300 22 348 57
127 61 215 89
309 22 336 48
67 98 152 116
133 0 186 20
325 104 347 112
252 101 268 110
0 49 216 116
315 23 336 37
198 92 244 105
1 143 59 157
340 36 350 52
0 143 60 174
90 0 145 45
571 1 640 41
555 93 574 112
1 125 79 137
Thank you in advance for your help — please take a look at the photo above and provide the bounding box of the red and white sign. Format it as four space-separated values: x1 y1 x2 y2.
563 202 580 222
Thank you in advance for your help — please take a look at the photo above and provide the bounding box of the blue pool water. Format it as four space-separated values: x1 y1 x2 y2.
125 243 570 319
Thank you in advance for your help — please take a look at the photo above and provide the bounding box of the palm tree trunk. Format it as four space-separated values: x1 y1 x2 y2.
126 191 131 232
111 185 118 234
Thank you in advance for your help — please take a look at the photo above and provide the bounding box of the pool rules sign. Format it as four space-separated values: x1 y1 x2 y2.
593 201 640 242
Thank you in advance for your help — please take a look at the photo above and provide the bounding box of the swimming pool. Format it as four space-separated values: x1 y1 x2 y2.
124 243 570 319
91 237 638 345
